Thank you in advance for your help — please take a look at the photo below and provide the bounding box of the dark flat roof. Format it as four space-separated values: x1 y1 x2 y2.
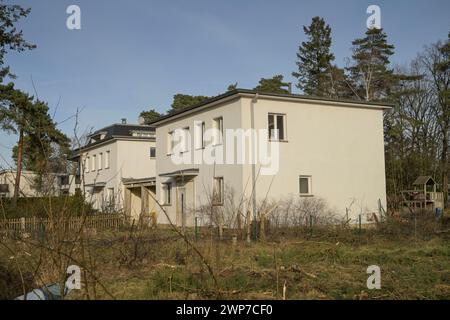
90 123 155 137
149 88 394 126
70 123 155 158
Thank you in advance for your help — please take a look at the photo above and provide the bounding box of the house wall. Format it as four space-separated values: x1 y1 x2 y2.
0 171 40 198
155 95 388 226
240 97 387 221
0 170 62 198
81 139 156 210
155 98 245 225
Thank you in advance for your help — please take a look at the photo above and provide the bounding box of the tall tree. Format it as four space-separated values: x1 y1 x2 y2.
169 94 210 114
139 109 162 124
0 84 69 201
292 16 339 97
346 28 395 102
254 75 290 94
0 84 35 203
419 36 450 207
0 1 35 81
384 60 439 197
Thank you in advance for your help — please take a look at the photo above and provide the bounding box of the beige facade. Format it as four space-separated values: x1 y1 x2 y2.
0 170 62 198
74 123 157 220
153 90 390 226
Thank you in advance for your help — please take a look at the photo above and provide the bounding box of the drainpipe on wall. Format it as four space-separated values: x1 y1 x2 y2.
250 93 258 241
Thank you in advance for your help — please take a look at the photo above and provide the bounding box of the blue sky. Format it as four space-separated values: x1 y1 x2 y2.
0 0 449 168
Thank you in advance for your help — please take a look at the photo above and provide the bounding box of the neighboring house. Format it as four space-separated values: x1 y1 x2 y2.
70 121 157 220
150 89 391 227
0 169 62 198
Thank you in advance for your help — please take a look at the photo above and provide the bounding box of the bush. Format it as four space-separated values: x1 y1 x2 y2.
0 194 95 218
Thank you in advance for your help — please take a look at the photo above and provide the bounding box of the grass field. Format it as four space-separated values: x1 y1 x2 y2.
1 220 450 300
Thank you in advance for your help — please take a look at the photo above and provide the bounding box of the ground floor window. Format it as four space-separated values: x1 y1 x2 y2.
213 177 224 205
299 175 312 196
163 183 172 205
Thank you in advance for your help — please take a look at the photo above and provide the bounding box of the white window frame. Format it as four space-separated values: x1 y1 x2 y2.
195 121 206 150
105 151 110 169
98 153 103 170
268 113 287 141
213 177 224 206
212 117 223 146
150 147 156 158
167 131 175 155
181 127 190 153
85 156 90 173
91 155 96 171
299 175 312 196
163 182 172 205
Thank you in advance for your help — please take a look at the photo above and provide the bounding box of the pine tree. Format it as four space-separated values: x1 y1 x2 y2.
0 1 35 81
254 75 290 94
169 94 210 114
346 28 395 101
0 84 69 202
292 16 337 97
139 109 162 124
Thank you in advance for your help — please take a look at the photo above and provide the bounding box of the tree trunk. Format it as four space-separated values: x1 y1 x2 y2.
13 128 24 206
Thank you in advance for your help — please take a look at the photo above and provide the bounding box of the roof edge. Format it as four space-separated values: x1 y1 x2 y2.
149 89 394 126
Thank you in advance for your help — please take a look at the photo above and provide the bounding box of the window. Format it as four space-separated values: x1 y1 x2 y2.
92 155 96 171
195 121 206 149
213 117 223 145
150 147 156 158
163 183 172 205
131 131 154 137
85 157 90 173
182 127 190 152
107 188 115 204
268 113 286 140
299 175 312 196
105 151 110 169
213 177 224 205
167 132 175 154
98 153 103 170
0 184 9 194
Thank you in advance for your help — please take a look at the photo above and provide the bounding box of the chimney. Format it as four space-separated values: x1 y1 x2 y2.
121 118 127 124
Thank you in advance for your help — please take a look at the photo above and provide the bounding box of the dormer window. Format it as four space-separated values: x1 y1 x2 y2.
131 130 154 138
89 132 107 144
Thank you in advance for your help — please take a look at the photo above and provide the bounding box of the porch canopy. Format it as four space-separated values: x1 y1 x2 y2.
159 168 199 178
122 177 156 188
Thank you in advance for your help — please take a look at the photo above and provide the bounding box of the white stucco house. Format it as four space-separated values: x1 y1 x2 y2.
150 89 391 227
0 169 65 198
70 121 157 220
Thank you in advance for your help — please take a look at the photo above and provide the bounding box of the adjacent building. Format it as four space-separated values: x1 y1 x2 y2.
70 121 157 220
0 169 63 198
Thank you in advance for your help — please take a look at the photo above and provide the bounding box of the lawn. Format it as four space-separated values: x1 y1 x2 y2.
1 224 450 300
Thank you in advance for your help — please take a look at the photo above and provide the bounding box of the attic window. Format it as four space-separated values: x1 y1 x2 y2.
89 133 106 143
132 131 154 137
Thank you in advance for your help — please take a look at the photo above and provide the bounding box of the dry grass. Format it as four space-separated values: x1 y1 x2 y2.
1 220 450 300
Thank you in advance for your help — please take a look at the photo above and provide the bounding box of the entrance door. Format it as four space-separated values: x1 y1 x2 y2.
177 187 186 228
